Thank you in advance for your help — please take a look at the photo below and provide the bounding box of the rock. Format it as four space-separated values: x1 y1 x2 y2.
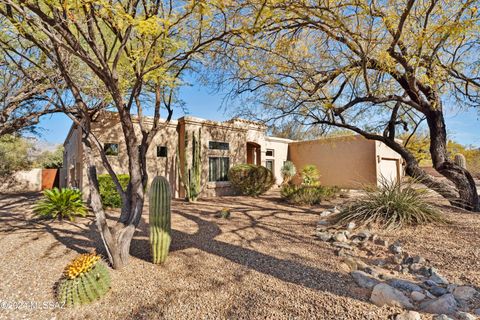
409 263 423 273
424 279 438 287
370 283 414 309
433 315 454 320
453 286 477 303
392 254 404 264
316 231 333 241
351 271 381 289
446 284 457 293
389 243 403 254
429 268 449 285
343 257 358 271
429 286 448 297
332 242 354 250
411 291 426 302
372 259 387 267
475 308 480 316
333 232 348 243
320 210 332 217
411 255 426 264
457 311 476 320
357 230 371 240
420 293 457 315
395 311 421 320
332 206 341 214
388 279 423 293
346 222 356 230
375 238 388 247
317 220 330 226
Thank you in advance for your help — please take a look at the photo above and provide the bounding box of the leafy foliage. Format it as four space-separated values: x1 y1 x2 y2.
36 145 64 169
0 134 32 176
335 180 443 229
33 188 87 221
228 164 274 196
301 165 320 186
281 184 339 205
98 174 130 208
280 160 296 185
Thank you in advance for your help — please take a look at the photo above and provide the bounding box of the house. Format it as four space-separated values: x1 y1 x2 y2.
60 112 403 199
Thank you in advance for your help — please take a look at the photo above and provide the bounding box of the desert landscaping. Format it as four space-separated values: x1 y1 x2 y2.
1 188 479 320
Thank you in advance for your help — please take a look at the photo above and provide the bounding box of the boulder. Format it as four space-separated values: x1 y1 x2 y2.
410 291 426 302
433 315 453 320
420 294 457 315
333 232 348 243
346 222 356 230
316 231 333 241
388 279 423 293
429 286 448 297
389 243 403 254
429 268 449 285
456 311 476 320
395 311 421 320
453 286 477 303
370 283 414 309
320 210 332 217
351 271 381 289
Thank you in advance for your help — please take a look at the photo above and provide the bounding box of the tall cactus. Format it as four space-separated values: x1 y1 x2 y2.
149 176 171 264
177 129 202 202
454 153 467 169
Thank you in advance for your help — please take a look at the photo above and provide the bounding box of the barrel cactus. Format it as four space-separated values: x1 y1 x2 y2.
149 176 171 264
57 252 111 307
454 153 467 169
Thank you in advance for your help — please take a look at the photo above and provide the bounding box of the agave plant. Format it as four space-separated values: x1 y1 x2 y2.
34 188 88 221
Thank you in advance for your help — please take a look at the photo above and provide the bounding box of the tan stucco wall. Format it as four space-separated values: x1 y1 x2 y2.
0 168 42 192
265 137 292 185
288 135 378 189
61 125 83 190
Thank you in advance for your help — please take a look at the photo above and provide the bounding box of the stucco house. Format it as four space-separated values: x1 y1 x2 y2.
60 112 403 199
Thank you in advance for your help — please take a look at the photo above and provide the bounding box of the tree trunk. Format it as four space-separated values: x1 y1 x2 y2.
82 137 143 269
426 109 480 211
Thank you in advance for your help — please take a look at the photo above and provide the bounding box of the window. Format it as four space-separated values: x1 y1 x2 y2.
266 149 274 157
157 146 168 157
266 160 274 173
209 157 229 182
209 141 229 150
104 143 119 156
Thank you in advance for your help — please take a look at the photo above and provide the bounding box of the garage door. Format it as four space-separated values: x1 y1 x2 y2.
379 158 399 184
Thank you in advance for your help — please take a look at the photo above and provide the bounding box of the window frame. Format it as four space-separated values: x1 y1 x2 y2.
208 157 230 182
266 149 275 157
104 143 119 156
208 141 229 150
266 159 274 173
156 145 168 158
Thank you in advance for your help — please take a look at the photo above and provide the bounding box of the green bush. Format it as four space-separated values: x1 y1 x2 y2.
281 184 339 205
228 164 274 196
301 164 320 186
280 161 296 184
33 188 87 221
98 174 130 208
335 179 443 229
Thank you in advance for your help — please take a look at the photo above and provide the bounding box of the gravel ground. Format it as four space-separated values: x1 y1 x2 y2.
0 191 479 320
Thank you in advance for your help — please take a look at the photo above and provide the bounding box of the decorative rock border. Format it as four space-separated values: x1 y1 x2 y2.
315 209 479 319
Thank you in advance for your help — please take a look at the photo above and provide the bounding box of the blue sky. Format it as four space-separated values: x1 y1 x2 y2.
35 83 480 148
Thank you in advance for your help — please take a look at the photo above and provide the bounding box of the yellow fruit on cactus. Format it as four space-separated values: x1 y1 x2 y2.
64 252 101 280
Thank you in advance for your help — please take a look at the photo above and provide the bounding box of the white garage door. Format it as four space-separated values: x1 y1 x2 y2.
379 158 399 184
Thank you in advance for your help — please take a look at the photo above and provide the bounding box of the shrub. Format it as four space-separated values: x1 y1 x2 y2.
34 188 87 221
281 184 339 205
215 208 231 219
335 179 443 229
280 161 296 185
228 164 274 196
98 174 130 208
301 164 320 186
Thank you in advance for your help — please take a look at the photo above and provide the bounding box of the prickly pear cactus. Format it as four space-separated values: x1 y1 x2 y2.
149 176 171 264
454 153 467 169
57 252 111 307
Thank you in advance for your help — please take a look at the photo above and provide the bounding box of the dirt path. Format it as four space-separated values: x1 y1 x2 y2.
0 192 479 319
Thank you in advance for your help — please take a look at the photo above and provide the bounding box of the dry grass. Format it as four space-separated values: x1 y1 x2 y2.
0 191 480 319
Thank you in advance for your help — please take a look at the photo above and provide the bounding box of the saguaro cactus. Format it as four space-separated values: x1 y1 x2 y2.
177 129 202 202
149 176 171 264
454 153 467 169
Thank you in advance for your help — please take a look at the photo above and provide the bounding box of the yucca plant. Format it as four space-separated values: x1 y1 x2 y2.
34 188 88 221
335 179 444 229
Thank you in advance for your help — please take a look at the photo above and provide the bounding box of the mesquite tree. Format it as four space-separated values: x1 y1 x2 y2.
0 0 250 268
215 0 480 211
